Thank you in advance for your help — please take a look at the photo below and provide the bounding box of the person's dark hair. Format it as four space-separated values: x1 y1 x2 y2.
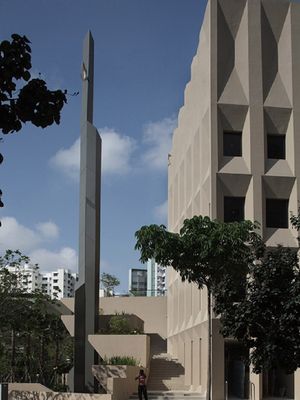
140 369 144 375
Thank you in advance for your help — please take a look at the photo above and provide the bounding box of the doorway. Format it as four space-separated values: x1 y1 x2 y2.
225 340 249 399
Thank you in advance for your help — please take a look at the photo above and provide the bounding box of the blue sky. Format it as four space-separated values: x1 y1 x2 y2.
0 0 206 292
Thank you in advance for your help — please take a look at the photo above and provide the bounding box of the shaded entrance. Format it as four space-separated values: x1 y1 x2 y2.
263 368 294 399
225 340 249 399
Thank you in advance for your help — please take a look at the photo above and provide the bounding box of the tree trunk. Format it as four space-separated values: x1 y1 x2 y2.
26 333 31 382
10 329 16 382
206 289 212 400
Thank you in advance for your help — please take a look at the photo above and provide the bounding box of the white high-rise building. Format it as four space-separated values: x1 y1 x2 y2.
147 259 166 296
6 263 41 293
41 269 78 300
4 263 78 300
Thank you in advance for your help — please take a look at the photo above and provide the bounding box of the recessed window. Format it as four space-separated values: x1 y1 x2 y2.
223 131 242 157
224 197 245 223
267 134 285 159
266 199 288 228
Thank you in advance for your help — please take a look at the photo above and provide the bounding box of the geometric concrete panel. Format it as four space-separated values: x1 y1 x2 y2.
262 175 295 198
264 106 292 134
261 0 290 42
235 2 249 97
218 0 247 39
261 5 278 101
265 159 293 177
218 173 251 197
217 2 235 98
265 228 298 248
219 157 250 175
218 68 248 105
278 7 292 101
264 73 291 108
218 104 248 131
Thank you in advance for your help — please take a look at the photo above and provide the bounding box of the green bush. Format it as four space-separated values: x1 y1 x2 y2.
101 356 138 366
108 315 132 334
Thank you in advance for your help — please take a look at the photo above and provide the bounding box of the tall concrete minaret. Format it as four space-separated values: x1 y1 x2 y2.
72 31 101 393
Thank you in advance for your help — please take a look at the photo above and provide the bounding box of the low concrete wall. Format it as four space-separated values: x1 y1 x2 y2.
61 296 167 338
8 384 51 392
100 297 167 338
8 390 111 400
61 314 144 338
107 366 143 400
99 314 144 334
89 334 150 368
92 365 141 397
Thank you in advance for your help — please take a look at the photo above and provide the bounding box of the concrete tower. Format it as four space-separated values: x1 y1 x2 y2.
72 31 101 393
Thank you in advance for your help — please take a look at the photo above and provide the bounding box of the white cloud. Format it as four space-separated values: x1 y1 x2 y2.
29 247 78 273
0 217 76 272
36 221 59 239
0 217 41 252
101 128 136 174
50 128 136 180
142 116 177 170
50 138 80 181
153 200 168 223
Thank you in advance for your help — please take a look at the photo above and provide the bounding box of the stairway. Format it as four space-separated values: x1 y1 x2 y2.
129 391 204 400
147 353 189 391
146 334 192 392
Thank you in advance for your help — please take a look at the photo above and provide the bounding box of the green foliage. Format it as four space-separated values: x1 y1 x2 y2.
0 34 67 134
101 272 120 296
108 315 132 334
135 215 267 394
135 216 263 291
101 356 138 366
0 250 73 389
0 34 67 224
216 245 300 374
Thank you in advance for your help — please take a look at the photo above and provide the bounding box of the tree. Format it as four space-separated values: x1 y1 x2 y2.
0 34 68 221
0 250 73 389
215 245 300 374
135 216 263 400
101 272 120 296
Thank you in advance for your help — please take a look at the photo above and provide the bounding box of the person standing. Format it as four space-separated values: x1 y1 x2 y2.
135 369 148 400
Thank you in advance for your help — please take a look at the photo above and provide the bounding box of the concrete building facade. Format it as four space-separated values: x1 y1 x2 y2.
129 268 147 296
167 0 300 399
147 259 166 296
5 264 78 300
41 269 78 300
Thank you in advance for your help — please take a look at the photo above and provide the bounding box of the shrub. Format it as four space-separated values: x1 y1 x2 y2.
108 315 132 334
101 356 138 366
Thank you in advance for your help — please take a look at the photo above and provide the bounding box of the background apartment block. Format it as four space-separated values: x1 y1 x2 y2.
5 263 78 300
168 0 300 399
147 258 166 296
6 263 41 293
128 268 147 296
41 269 78 300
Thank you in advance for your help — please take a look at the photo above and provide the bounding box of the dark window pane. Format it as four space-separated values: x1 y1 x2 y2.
266 199 288 228
267 134 285 159
224 197 245 222
223 131 242 157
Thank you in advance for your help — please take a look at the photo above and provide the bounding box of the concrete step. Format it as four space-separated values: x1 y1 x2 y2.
129 392 203 400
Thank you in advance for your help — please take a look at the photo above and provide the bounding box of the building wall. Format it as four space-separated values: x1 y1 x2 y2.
128 268 147 296
147 259 166 296
61 296 167 339
168 0 300 397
